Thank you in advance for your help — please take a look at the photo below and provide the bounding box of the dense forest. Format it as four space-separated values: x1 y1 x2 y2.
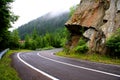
10 11 71 50
21 28 69 50
18 12 69 40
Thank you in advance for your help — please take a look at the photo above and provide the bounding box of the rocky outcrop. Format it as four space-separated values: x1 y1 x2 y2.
65 0 120 54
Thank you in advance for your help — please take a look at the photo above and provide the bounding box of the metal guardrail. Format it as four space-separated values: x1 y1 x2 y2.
0 48 9 59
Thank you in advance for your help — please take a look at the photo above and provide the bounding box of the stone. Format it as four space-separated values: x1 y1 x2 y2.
65 0 120 54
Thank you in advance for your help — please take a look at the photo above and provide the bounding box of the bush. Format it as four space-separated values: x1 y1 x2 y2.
73 38 88 53
78 38 86 45
74 44 88 53
106 28 120 57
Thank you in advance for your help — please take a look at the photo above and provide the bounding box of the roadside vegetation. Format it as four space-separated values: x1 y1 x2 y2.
106 28 120 58
0 49 31 80
57 51 120 65
56 28 120 65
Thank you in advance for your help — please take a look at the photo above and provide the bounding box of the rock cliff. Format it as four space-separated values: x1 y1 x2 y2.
65 0 120 54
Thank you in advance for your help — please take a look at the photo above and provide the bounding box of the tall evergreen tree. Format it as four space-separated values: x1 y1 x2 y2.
0 0 18 50
9 30 20 49
32 28 38 40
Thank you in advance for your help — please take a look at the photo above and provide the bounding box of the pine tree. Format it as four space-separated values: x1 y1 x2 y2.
9 30 20 49
25 35 31 49
32 28 38 40
0 0 18 50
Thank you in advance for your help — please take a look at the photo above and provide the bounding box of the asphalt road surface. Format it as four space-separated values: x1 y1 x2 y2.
12 48 120 80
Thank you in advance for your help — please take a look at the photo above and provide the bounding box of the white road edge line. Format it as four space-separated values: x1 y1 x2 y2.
37 53 120 78
17 52 59 80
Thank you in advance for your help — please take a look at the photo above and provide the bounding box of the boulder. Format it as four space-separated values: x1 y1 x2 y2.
65 0 120 54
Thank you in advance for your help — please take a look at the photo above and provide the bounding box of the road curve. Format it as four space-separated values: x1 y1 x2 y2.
12 49 120 80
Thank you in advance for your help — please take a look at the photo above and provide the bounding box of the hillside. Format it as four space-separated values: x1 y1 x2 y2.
18 12 69 39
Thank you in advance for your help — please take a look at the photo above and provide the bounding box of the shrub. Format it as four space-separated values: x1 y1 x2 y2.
106 28 120 57
74 44 88 53
78 38 86 45
74 38 88 53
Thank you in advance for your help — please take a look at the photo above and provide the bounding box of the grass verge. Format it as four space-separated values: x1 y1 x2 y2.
0 49 32 80
57 51 120 65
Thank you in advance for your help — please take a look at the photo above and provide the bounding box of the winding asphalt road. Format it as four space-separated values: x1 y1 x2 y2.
12 49 120 80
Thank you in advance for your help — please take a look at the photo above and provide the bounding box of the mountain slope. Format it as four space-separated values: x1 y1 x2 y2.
18 12 69 39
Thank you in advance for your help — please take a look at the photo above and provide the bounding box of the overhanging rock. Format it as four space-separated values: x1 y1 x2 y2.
65 0 120 54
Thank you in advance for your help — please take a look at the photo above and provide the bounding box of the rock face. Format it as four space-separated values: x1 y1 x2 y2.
65 0 120 54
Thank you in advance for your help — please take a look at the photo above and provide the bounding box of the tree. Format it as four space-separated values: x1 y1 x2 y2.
25 35 31 49
9 30 20 49
0 0 18 50
0 29 10 50
32 28 38 40
36 36 42 48
51 33 61 48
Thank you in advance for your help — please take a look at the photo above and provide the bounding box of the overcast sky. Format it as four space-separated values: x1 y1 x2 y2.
9 0 80 31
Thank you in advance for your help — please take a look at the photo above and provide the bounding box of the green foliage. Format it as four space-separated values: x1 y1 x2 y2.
23 27 69 50
41 46 54 50
32 28 38 39
60 28 70 47
18 12 69 40
0 28 10 50
74 44 88 53
69 4 78 17
0 0 13 28
0 50 21 80
9 30 20 49
56 51 120 65
74 38 88 53
24 35 32 49
51 33 61 48
0 0 18 50
106 28 120 57
77 38 86 45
